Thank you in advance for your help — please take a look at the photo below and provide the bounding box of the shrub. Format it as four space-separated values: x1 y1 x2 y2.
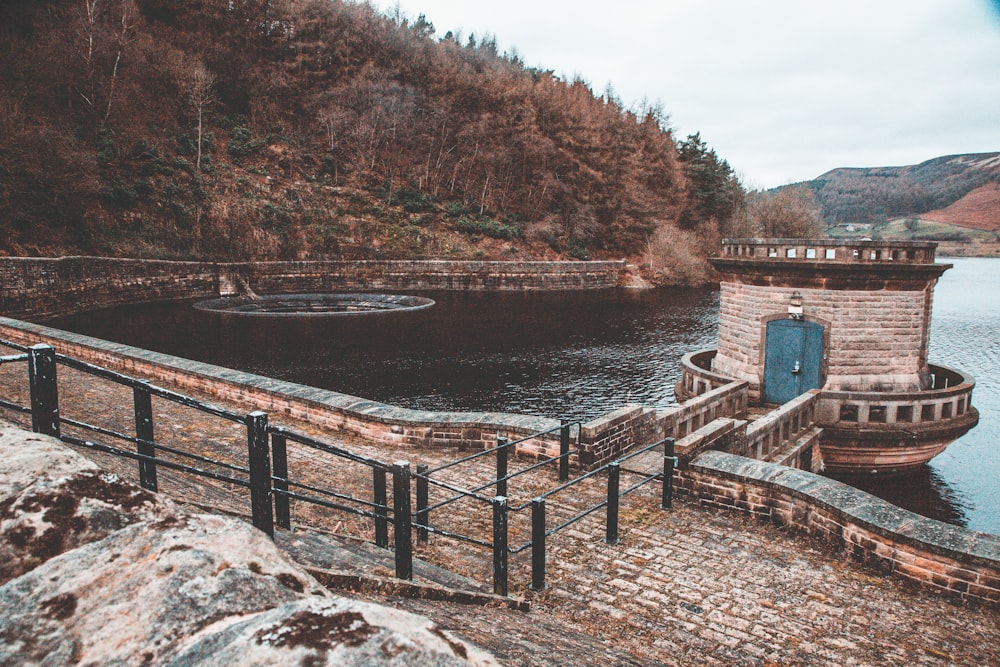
229 126 264 159
454 216 521 240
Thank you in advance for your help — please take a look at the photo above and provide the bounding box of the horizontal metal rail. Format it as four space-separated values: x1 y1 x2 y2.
417 474 495 515
55 354 244 423
412 522 493 549
60 435 251 488
488 446 582 487
59 416 251 475
619 471 660 497
277 475 385 512
510 437 669 512
504 421 579 448
275 487 388 523
0 353 29 364
422 421 579 476
0 399 31 414
0 338 30 352
271 426 387 470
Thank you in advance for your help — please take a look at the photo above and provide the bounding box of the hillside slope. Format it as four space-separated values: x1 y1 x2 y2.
921 182 1000 231
798 153 1000 227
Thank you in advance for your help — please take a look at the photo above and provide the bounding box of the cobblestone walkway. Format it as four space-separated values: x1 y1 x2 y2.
1 352 998 666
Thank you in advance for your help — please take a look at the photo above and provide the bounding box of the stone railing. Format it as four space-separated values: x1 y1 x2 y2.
740 390 820 461
678 451 1000 608
676 350 736 401
815 364 976 429
720 238 938 264
659 380 748 442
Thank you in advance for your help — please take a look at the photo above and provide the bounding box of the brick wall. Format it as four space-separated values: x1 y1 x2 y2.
714 282 932 396
577 382 751 468
0 257 626 320
578 405 658 467
678 451 1000 608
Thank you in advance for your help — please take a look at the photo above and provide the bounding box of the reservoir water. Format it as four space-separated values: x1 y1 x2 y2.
46 257 1000 534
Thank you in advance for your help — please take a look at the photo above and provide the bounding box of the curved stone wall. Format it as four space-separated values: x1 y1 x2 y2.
0 257 625 320
680 451 1000 608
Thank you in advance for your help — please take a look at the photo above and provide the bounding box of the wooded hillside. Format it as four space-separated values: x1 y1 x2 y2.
1 0 762 282
794 153 1000 228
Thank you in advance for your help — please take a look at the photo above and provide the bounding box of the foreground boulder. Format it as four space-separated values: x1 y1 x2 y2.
0 422 498 666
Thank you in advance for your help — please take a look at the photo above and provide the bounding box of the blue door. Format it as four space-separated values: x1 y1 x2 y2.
763 319 824 404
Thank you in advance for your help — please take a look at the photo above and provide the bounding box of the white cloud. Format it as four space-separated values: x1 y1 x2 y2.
368 0 1000 187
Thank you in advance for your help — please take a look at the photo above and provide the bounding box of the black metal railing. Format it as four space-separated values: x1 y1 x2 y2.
0 338 677 596
412 417 676 596
0 340 414 578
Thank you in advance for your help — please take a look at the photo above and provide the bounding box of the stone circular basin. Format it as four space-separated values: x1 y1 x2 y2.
193 293 435 317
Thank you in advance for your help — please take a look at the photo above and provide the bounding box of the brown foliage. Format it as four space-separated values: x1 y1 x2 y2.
0 0 738 268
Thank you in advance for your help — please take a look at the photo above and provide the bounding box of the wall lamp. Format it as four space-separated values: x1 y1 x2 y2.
788 291 804 320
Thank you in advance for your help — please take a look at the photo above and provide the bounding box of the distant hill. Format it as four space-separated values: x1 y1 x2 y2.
792 153 1000 229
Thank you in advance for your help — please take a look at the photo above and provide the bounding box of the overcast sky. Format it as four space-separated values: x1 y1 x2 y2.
369 0 1000 189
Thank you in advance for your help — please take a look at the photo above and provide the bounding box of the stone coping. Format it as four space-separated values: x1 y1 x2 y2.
818 363 975 402
0 317 558 435
722 238 939 249
691 450 1000 567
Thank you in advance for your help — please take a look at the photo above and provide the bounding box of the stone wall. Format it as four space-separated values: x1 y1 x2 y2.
578 405 657 467
0 257 626 320
713 282 933 396
0 257 219 320
577 381 750 468
678 451 1000 608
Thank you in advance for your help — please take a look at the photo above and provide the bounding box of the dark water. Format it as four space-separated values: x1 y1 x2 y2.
46 258 1000 534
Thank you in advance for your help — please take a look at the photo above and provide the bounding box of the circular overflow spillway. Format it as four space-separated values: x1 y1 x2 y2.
194 293 435 316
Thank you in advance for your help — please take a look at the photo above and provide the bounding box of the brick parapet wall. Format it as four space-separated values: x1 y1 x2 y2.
577 382 751 468
0 257 626 320
578 405 657 467
714 282 932 395
677 451 1000 608
0 317 561 457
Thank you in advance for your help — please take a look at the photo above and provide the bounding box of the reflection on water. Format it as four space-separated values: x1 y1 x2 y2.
44 258 1000 535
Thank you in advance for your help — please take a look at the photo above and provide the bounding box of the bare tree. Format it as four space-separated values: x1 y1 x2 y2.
180 63 214 173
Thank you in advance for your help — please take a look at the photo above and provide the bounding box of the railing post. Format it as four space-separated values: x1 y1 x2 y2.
662 438 675 510
606 462 620 545
28 344 59 437
492 496 509 597
415 463 429 543
559 419 570 482
530 497 546 591
392 461 413 580
246 411 273 537
496 437 509 498
133 386 157 492
271 433 290 530
374 467 389 548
